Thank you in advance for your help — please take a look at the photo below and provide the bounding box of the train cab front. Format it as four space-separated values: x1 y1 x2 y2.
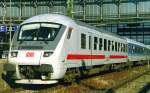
3 22 67 84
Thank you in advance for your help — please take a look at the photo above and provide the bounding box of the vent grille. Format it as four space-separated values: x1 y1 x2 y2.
18 46 43 50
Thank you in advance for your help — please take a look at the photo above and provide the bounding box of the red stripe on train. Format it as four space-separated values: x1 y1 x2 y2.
109 55 128 59
67 54 105 60
67 54 128 60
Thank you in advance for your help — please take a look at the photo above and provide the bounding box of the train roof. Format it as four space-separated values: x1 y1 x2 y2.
22 14 125 40
126 38 146 47
75 20 125 40
22 14 76 27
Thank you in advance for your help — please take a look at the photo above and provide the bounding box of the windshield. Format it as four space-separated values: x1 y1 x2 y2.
18 23 61 41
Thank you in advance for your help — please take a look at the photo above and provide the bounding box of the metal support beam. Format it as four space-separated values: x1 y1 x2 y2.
47 1 53 13
100 0 103 21
135 1 139 18
19 0 22 20
9 0 12 51
67 0 74 18
32 0 38 15
2 1 6 24
82 0 86 20
118 0 121 23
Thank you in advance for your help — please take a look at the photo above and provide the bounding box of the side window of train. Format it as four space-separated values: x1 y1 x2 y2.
67 27 73 39
94 37 98 50
123 44 126 52
118 43 120 52
115 42 117 52
104 39 107 51
126 44 128 52
108 40 111 51
99 38 103 50
81 33 86 49
112 41 114 51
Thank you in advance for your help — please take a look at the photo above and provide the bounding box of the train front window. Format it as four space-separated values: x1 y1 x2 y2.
18 23 61 41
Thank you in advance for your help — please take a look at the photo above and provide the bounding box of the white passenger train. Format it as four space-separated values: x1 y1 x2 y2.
3 14 150 84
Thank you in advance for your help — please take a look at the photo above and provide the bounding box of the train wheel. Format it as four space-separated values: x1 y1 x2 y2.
63 69 76 84
83 69 89 75
80 67 89 77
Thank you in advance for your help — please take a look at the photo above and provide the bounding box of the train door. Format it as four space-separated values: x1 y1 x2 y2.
92 34 99 65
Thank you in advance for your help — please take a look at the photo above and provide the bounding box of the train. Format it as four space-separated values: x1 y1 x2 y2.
3 14 150 84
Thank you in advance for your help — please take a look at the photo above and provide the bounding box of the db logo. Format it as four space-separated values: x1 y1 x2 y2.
26 52 34 57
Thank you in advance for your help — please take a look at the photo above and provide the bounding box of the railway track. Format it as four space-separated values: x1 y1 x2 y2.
111 68 150 92
0 63 150 93
77 65 150 93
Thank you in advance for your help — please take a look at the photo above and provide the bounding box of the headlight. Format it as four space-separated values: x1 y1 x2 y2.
43 52 52 57
11 52 18 57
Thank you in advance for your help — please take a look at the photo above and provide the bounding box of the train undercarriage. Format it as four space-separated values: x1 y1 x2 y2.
2 60 150 85
3 63 57 84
